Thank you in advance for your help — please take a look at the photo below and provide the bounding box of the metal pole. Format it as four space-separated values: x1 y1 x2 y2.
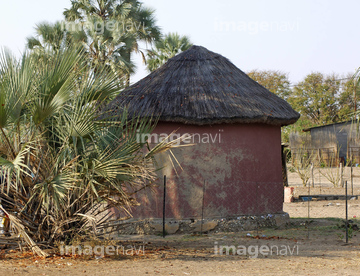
256 183 259 236
163 175 166 238
340 162 344 187
351 161 354 196
311 163 314 188
200 180 206 234
307 182 310 240
345 181 349 243
318 149 322 192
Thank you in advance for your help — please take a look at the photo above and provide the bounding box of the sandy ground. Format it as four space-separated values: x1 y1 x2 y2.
287 166 360 188
286 165 360 219
1 219 360 276
284 200 360 218
1 167 359 275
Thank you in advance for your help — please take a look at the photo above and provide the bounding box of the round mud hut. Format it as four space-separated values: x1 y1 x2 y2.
104 45 299 223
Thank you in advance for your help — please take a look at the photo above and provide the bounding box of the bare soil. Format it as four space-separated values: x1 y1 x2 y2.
1 167 359 275
284 199 360 218
287 166 360 188
1 219 360 276
286 165 360 219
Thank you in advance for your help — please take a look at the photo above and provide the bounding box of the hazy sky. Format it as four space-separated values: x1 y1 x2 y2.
1 0 359 85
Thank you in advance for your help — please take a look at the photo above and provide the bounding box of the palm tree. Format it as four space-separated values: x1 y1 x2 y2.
26 20 131 84
26 21 74 63
147 32 192 72
63 0 161 86
26 21 69 52
0 47 180 255
120 0 161 85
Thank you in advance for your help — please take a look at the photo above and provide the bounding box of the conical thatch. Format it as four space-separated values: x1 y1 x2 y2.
104 45 299 126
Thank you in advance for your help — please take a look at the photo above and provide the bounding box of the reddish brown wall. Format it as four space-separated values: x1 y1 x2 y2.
127 122 284 219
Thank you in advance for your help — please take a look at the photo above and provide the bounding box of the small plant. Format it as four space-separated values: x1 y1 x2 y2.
336 220 356 241
336 232 344 240
289 146 315 186
320 157 342 187
288 166 296 173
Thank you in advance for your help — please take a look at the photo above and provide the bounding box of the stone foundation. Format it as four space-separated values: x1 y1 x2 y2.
101 213 290 236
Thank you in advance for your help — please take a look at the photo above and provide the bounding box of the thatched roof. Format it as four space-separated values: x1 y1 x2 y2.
104 45 300 126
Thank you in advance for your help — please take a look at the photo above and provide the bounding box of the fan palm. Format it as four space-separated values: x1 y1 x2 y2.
63 0 161 86
147 32 192 72
26 21 71 52
0 47 181 255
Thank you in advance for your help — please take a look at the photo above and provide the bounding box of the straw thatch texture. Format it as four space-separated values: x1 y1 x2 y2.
104 45 299 126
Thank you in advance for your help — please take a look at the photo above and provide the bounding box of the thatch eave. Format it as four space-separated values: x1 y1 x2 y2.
103 45 300 127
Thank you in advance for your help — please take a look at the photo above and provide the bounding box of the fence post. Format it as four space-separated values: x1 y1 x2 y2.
351 161 354 196
163 175 166 238
311 163 314 188
340 162 344 187
256 182 259 236
200 180 206 234
318 149 321 191
307 181 310 239
345 181 349 243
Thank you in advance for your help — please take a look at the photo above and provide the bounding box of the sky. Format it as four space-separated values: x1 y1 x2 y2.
1 0 360 85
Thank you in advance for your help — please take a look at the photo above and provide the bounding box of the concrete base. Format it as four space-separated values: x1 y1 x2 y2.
149 221 180 234
99 213 291 236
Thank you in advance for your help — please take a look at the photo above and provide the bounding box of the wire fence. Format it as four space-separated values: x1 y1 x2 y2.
101 173 359 244
288 163 360 191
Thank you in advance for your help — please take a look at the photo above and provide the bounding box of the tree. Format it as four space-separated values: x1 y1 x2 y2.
63 0 161 86
146 32 193 72
0 47 179 255
289 73 341 126
247 70 293 142
247 70 291 100
338 72 360 121
26 21 77 65
27 21 71 53
289 146 315 187
27 19 133 83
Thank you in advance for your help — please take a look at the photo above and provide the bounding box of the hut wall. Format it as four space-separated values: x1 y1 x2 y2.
127 122 283 219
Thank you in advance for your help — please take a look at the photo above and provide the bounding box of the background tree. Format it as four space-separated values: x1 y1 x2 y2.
247 70 293 142
247 70 359 143
338 72 360 121
27 22 71 53
146 32 192 72
247 70 291 100
27 19 132 83
63 0 161 86
289 73 341 126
